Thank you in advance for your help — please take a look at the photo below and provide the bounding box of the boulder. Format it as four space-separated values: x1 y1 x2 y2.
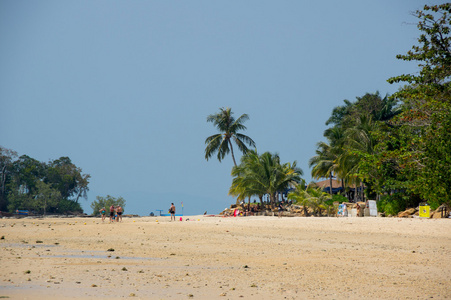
398 208 416 218
432 204 450 219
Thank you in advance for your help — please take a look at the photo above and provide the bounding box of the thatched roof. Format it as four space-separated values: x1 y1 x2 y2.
309 179 359 189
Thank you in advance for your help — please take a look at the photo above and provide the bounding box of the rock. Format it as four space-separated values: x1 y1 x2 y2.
398 208 416 218
432 204 450 218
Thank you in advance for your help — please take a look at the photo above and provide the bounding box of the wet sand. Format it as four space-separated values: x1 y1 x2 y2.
1 216 450 299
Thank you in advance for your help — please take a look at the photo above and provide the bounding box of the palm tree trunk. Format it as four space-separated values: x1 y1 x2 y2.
329 172 333 195
270 193 276 208
341 180 344 196
361 181 365 202
228 140 237 167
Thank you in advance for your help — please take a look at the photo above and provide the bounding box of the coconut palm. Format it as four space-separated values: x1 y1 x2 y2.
230 151 303 207
304 187 332 216
205 107 256 167
339 115 378 201
287 182 310 216
309 142 337 195
229 150 265 207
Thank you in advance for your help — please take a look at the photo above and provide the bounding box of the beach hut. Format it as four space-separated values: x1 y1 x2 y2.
310 179 344 194
310 179 364 202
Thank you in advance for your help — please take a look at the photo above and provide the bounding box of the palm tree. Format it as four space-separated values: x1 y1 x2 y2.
339 115 378 201
287 182 310 216
230 151 303 207
309 142 337 195
229 150 265 207
304 187 331 216
205 107 256 167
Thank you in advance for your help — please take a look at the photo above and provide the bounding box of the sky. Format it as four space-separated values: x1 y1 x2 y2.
0 0 437 216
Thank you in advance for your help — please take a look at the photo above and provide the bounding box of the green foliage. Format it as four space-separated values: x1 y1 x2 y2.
377 195 400 216
90 195 126 216
288 185 331 216
0 148 89 214
230 150 303 206
310 4 451 213
45 157 90 203
33 181 61 215
413 109 451 207
205 107 256 166
57 199 83 214
0 146 18 211
331 194 347 204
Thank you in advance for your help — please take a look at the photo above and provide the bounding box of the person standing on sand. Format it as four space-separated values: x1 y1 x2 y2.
116 205 123 222
109 205 115 223
278 201 284 218
169 203 176 221
99 207 106 222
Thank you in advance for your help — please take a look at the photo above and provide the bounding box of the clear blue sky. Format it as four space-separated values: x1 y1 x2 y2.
0 0 434 215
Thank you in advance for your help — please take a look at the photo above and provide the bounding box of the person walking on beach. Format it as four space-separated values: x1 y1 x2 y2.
109 205 115 223
169 203 176 221
99 207 106 222
116 205 123 222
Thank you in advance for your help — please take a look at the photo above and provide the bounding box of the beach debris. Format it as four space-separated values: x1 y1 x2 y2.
243 265 249 269
0 236 4 240
36 240 43 243
107 248 115 252
122 267 128 271
219 292 227 296
91 284 97 287
129 293 136 297
24 270 31 274
188 294 194 298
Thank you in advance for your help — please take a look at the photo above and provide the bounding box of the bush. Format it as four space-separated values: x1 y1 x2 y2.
91 195 126 216
56 199 83 214
331 194 348 203
377 194 407 216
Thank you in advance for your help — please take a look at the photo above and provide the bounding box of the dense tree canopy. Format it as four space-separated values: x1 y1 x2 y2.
90 195 126 216
0 147 90 214
309 4 451 213
229 150 303 206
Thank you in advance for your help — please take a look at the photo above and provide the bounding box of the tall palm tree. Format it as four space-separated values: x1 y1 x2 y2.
205 107 256 167
309 142 337 195
339 115 378 201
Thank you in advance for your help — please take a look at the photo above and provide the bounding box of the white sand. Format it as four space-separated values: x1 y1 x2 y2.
1 215 450 299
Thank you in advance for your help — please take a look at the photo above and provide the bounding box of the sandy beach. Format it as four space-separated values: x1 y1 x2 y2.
1 215 450 299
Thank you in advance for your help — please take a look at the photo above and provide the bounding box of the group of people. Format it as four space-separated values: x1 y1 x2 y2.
99 203 176 222
99 205 123 223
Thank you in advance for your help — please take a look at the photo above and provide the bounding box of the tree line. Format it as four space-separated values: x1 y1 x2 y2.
205 4 451 215
0 148 90 215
